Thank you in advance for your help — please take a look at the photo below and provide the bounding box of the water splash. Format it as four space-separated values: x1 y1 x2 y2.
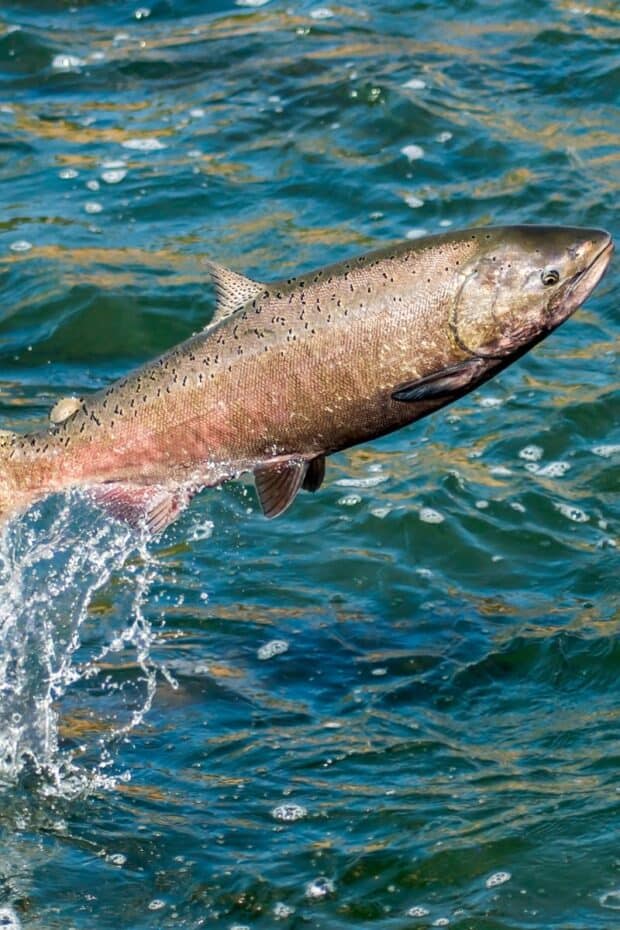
0 493 164 799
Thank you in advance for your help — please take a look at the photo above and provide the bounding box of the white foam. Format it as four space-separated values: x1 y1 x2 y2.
419 507 444 524
334 475 387 488
52 54 84 70
436 131 453 143
554 502 589 523
0 907 21 930
305 877 335 899
273 901 295 918
486 870 511 888
401 143 425 160
59 167 78 179
593 444 620 458
121 137 166 151
84 201 103 214
257 640 289 660
102 169 127 184
407 906 430 917
9 240 32 252
134 6 151 18
403 77 426 89
271 803 307 821
519 444 543 462
236 0 270 5
310 7 334 18
600 889 620 909
405 194 424 208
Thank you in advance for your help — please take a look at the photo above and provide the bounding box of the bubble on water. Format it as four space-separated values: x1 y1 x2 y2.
436 131 453 143
52 54 84 70
0 907 21 930
401 144 425 160
407 905 430 917
519 444 543 462
134 6 151 18
419 507 444 524
148 899 165 911
59 167 78 179
403 77 426 89
84 201 103 214
9 240 32 253
305 876 335 899
405 194 424 208
334 475 387 488
338 493 361 507
406 227 428 239
475 500 489 509
121 137 166 151
271 803 307 821
257 639 289 660
592 444 620 458
274 901 295 918
86 179 100 191
102 169 127 184
600 889 620 909
486 870 511 888
554 502 589 523
310 6 334 18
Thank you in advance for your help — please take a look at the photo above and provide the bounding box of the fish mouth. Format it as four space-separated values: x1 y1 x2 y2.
546 233 614 330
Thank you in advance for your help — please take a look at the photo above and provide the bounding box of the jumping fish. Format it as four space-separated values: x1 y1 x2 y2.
0 225 613 532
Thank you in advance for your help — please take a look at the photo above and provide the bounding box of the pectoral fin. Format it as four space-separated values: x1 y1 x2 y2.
91 483 195 535
254 460 308 519
392 359 483 403
302 455 326 492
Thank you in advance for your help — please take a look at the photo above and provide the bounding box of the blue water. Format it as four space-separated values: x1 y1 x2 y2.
0 1 618 928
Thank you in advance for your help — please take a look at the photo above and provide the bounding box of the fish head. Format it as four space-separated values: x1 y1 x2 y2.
452 225 613 358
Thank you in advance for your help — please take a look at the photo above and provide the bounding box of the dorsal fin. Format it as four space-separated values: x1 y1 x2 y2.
254 460 308 519
205 261 264 325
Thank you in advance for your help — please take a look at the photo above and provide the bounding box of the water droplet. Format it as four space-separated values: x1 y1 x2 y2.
257 639 289 660
419 507 444 524
271 803 307 821
486 870 511 888
9 240 32 252
305 876 335 899
401 144 425 160
121 137 166 151
0 906 21 930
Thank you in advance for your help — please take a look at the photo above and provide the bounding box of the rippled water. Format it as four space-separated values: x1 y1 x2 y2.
0 1 618 927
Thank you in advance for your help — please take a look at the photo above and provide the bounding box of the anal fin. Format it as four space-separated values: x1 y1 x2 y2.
254 460 308 519
392 359 484 403
90 482 195 535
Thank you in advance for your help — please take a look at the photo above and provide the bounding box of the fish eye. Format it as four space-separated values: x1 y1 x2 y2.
541 269 560 286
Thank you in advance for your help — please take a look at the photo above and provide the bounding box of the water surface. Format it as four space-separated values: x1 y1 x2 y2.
0 1 618 928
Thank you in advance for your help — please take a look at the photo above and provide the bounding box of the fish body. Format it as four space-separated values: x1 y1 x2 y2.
0 224 613 530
